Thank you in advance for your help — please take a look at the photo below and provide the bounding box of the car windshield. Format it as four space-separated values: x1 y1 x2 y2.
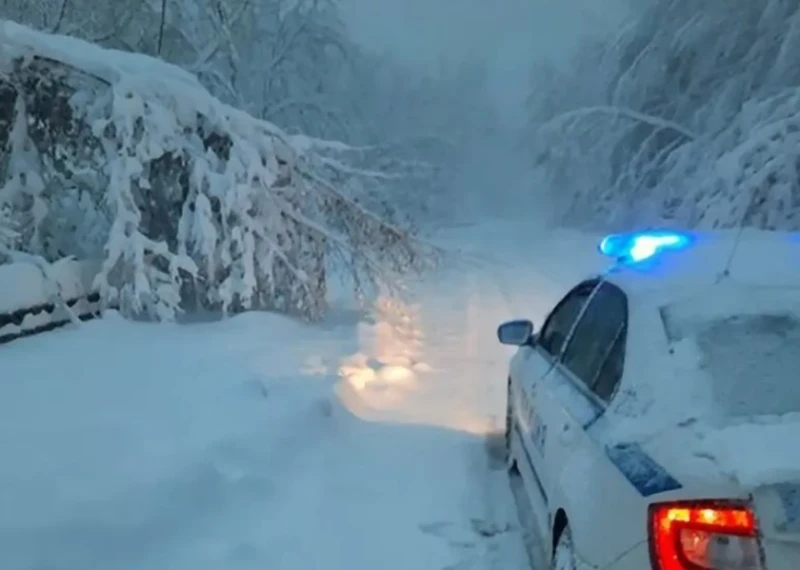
663 308 800 418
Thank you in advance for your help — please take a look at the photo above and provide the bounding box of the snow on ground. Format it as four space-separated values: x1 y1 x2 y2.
0 220 597 570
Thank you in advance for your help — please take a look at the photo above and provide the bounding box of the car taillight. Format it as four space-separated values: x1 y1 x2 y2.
649 501 764 570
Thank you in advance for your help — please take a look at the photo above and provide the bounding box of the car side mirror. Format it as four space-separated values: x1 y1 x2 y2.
497 319 535 346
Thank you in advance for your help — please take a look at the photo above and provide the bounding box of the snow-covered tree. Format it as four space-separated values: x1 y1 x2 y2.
525 0 800 231
0 0 351 119
0 20 435 321
1 0 500 227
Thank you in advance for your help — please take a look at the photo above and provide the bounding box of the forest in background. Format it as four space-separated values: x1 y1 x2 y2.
524 0 800 232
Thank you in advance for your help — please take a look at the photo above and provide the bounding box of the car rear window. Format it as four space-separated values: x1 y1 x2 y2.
664 311 800 418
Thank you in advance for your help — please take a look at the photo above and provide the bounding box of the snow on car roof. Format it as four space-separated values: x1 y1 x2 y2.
601 229 800 305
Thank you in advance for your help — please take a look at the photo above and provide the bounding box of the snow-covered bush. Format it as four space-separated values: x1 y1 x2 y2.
0 20 434 321
526 0 800 231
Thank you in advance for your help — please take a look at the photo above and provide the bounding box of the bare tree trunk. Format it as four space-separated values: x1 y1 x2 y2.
157 0 167 54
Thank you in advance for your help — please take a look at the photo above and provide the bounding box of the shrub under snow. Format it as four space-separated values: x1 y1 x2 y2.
0 20 434 321
527 0 800 231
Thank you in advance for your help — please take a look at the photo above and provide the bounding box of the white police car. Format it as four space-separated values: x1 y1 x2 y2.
498 229 800 570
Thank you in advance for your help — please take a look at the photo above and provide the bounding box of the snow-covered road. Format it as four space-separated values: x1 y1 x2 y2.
0 222 601 570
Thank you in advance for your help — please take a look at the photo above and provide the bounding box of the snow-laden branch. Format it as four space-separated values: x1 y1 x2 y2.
524 0 800 231
541 105 698 139
262 97 341 122
0 19 436 322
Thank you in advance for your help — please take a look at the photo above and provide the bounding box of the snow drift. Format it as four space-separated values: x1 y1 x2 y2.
0 20 432 321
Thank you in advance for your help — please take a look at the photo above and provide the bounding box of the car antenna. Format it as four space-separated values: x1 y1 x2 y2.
717 185 762 283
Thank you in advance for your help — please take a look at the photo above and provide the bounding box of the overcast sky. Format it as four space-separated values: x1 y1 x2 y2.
340 0 628 114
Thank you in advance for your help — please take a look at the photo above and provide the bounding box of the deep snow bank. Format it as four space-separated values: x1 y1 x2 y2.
0 310 358 568
0 236 533 570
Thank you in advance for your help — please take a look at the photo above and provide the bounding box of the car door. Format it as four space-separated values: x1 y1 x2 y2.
544 282 631 567
543 280 628 498
515 282 596 502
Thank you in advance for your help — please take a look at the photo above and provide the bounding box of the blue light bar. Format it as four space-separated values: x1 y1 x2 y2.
599 231 692 263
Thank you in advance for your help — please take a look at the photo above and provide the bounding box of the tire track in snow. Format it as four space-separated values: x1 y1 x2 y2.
468 277 517 570
444 248 550 570
322 230 542 570
404 261 530 570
